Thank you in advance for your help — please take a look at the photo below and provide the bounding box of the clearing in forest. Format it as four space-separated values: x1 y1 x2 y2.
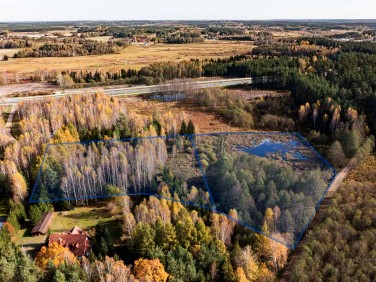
30 132 336 249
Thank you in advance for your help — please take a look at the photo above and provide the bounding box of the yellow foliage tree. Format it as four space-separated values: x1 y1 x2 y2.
11 172 28 201
235 267 250 282
258 263 275 280
239 245 260 281
133 259 169 282
35 242 78 269
263 233 289 273
51 123 80 143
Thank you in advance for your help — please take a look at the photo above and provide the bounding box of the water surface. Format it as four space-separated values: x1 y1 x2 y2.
238 139 307 160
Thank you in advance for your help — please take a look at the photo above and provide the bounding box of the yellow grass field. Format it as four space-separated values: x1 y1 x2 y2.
0 48 22 58
0 41 254 76
87 36 113 42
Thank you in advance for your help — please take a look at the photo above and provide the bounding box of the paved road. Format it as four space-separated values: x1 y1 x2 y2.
0 78 253 105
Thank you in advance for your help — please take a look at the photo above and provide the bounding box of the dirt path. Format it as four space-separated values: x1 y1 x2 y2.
0 83 57 97
5 104 17 141
279 157 358 281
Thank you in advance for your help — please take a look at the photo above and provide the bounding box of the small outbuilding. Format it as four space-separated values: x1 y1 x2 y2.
31 212 54 236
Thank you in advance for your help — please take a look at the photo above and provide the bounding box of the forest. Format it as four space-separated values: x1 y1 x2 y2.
0 92 296 281
30 129 335 249
193 133 334 248
13 41 125 58
32 135 211 209
166 32 204 44
0 191 291 281
289 155 376 281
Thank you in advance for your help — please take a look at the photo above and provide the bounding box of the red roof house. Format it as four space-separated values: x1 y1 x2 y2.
48 233 91 257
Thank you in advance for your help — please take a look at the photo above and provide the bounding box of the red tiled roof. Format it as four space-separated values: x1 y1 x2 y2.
49 233 91 257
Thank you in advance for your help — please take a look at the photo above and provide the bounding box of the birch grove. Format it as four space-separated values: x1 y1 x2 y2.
41 138 169 202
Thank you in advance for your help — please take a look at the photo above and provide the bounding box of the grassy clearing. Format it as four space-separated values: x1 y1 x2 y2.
165 144 204 185
50 205 123 244
0 41 254 76
50 206 121 233
15 227 47 249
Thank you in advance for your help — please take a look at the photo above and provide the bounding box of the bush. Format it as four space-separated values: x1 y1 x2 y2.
200 159 209 168
326 141 347 168
28 205 42 225
259 114 295 131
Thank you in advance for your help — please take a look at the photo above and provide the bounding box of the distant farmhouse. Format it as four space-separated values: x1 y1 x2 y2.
31 212 54 236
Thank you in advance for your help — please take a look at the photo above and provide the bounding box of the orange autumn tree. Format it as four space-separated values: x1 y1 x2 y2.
2 222 16 237
35 242 78 269
133 258 169 282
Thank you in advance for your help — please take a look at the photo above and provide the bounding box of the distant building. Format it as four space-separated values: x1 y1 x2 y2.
49 233 91 258
31 212 54 236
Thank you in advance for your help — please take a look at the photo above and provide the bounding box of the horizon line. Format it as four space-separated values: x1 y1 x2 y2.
1 18 376 24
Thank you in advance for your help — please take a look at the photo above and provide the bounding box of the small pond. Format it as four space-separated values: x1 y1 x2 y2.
238 139 308 160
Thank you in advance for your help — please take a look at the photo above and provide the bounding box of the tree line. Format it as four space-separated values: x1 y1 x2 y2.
14 41 124 58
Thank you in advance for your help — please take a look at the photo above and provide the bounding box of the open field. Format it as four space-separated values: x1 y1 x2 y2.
87 35 113 42
49 206 121 234
0 48 22 58
0 41 254 76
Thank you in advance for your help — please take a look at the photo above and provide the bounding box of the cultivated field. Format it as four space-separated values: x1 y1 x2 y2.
0 40 254 76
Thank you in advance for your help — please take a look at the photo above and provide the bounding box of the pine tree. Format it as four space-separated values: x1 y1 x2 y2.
180 121 187 135
155 219 177 252
131 222 156 258
187 120 195 135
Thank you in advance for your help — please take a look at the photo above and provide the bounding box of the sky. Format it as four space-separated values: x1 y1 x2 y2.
0 0 375 22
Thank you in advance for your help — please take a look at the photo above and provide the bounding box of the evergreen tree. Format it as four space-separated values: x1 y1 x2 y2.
93 223 114 257
166 246 197 281
180 121 187 135
187 120 195 135
130 222 156 258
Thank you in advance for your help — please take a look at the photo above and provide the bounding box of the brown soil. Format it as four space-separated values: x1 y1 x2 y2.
122 96 245 134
